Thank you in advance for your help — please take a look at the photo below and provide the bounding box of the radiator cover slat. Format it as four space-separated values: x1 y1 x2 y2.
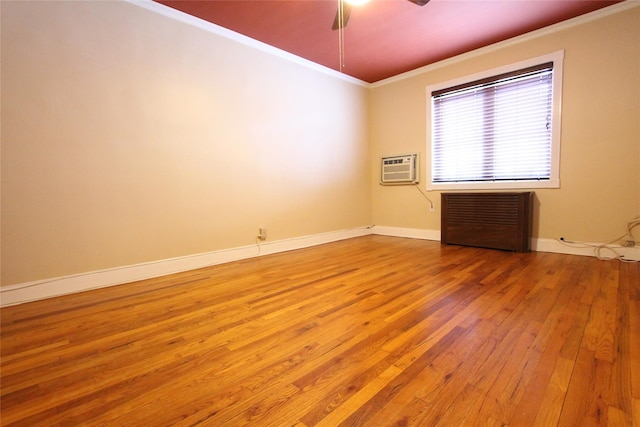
441 192 534 252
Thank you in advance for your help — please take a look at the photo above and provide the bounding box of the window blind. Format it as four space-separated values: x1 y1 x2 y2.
431 62 554 184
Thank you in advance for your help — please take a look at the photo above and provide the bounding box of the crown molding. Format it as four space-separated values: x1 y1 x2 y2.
127 0 369 87
371 0 639 88
130 0 637 89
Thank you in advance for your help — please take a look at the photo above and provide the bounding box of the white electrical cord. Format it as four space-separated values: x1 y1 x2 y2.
412 184 435 211
255 236 263 256
558 216 640 262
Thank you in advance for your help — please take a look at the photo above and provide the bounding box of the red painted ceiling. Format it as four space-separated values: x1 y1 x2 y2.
156 0 623 83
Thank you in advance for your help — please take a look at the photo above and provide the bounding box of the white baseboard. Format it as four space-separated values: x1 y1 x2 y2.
3 226 637 307
372 226 640 261
372 226 441 241
533 238 640 261
0 227 373 307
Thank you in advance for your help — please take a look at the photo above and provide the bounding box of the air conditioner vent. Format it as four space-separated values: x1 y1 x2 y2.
381 154 418 184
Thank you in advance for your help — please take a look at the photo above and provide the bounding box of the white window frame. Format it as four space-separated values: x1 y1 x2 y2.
426 50 564 191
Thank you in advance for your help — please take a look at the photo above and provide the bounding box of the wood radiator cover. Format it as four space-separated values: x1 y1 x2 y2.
441 192 534 252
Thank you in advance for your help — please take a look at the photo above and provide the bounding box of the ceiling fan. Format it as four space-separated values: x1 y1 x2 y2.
332 0 430 30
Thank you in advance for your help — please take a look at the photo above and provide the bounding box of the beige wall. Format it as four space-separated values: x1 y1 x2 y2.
1 1 371 285
2 1 638 288
370 5 640 243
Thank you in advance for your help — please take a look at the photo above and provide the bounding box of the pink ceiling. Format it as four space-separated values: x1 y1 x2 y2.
156 0 623 83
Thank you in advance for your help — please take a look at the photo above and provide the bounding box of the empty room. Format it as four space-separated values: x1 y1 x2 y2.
1 0 639 425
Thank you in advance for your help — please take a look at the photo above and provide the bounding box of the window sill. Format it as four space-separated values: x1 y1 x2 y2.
427 179 559 191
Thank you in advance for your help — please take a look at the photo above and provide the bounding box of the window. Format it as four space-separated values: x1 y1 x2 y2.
427 51 563 190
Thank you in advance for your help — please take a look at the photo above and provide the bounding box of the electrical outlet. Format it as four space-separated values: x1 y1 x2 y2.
258 227 267 240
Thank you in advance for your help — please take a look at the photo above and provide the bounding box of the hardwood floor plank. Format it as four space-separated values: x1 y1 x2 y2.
532 357 575 427
320 326 467 426
353 317 493 426
1 235 637 426
509 262 588 425
632 398 640 427
623 263 640 417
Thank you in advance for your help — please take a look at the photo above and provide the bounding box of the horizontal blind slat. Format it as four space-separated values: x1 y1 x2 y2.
432 63 553 184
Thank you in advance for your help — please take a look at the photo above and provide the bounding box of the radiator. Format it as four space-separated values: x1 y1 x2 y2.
441 192 534 252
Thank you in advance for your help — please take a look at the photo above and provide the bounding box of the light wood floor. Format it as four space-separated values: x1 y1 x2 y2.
1 235 638 426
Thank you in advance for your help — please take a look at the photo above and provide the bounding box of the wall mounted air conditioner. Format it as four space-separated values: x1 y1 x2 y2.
380 153 418 184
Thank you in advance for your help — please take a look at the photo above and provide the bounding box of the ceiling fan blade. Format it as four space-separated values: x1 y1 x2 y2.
332 2 352 30
332 0 426 31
